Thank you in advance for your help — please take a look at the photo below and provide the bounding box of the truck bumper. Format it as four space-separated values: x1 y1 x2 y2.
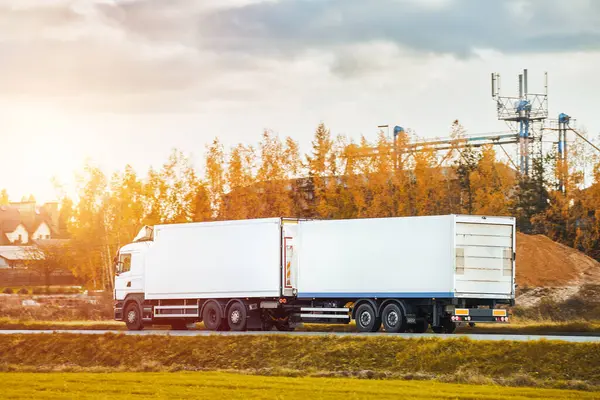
451 308 509 323
114 300 124 321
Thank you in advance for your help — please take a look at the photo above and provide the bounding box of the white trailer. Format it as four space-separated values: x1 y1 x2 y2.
114 215 515 332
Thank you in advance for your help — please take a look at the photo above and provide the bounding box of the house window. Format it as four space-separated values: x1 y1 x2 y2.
18 234 22 243
45 235 50 239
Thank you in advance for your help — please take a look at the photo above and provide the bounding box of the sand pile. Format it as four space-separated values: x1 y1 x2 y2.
516 233 600 288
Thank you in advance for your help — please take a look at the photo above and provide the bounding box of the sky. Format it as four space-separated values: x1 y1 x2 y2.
0 0 599 202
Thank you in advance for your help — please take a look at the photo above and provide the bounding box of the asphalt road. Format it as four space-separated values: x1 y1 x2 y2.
0 330 599 342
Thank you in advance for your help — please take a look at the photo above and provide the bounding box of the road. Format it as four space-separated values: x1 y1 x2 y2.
0 329 599 342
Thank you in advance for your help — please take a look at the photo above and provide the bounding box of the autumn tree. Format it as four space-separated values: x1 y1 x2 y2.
205 138 226 219
306 123 340 218
223 144 257 220
364 133 396 218
68 163 112 290
0 189 8 205
412 146 450 216
106 165 145 248
26 241 71 292
57 196 74 238
470 145 515 216
256 131 293 217
191 184 212 222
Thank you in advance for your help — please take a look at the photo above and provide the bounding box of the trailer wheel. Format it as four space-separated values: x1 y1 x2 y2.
124 302 143 331
444 320 457 334
355 303 380 332
431 325 444 334
432 318 456 334
202 302 223 331
381 303 406 333
227 302 247 331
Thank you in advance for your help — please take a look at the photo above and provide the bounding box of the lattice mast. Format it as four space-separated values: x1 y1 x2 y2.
491 69 548 176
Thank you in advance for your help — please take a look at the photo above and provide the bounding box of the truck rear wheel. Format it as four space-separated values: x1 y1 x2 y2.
355 303 380 333
381 303 406 333
124 302 143 331
227 302 247 331
202 302 223 331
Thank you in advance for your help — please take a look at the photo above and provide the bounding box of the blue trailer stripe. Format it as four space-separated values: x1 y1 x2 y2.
297 292 454 299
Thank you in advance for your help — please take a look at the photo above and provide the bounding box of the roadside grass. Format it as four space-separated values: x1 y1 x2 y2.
0 317 126 330
1 333 599 390
1 317 600 335
1 371 598 400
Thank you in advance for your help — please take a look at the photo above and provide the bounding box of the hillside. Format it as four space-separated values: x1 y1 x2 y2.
516 233 600 288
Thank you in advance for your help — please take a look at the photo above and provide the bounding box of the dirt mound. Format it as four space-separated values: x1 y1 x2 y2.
516 233 600 288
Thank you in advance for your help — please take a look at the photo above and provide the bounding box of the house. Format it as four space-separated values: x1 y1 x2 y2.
0 245 35 268
0 201 60 245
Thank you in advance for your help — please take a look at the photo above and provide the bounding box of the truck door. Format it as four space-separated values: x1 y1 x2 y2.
282 220 298 297
115 251 144 300
455 222 514 296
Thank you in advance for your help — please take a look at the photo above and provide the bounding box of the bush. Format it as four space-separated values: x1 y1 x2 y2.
17 288 29 295
2 288 13 294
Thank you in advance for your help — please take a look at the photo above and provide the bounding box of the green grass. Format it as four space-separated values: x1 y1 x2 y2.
1 333 599 390
1 372 598 400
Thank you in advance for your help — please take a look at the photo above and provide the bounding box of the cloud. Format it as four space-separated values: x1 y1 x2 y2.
193 0 600 56
0 0 598 112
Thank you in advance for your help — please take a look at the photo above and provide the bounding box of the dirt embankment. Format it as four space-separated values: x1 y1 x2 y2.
516 233 600 288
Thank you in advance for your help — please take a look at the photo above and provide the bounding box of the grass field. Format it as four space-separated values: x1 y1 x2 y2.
2 372 599 400
1 333 599 390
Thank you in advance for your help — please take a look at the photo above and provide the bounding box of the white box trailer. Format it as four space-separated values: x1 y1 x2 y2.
114 215 515 333
296 215 514 300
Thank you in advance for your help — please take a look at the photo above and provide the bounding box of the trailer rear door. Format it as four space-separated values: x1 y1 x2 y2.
455 219 514 296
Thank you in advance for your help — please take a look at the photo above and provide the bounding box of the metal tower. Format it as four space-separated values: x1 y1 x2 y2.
491 69 548 175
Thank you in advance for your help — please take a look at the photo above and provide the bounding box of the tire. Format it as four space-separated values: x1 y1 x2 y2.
432 318 456 334
355 303 380 333
170 321 190 330
381 303 406 333
412 318 429 333
227 302 247 331
202 301 223 331
431 325 444 334
124 302 144 331
444 319 457 334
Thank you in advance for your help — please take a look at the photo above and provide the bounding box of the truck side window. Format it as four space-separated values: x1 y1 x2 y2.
120 254 131 273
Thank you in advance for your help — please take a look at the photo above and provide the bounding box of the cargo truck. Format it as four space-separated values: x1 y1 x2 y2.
114 215 515 332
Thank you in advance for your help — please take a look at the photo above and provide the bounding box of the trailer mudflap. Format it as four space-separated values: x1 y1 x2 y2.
451 308 509 323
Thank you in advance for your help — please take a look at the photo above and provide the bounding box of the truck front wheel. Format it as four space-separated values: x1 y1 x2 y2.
124 302 143 331
355 303 380 333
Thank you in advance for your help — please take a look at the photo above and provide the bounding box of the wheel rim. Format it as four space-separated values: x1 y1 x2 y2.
359 311 372 327
127 309 137 324
230 309 241 325
208 308 218 324
386 310 398 327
